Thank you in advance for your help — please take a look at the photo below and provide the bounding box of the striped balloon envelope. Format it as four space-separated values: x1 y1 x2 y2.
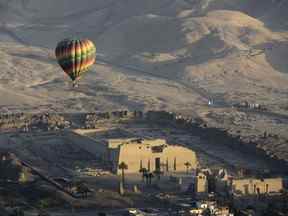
55 38 96 85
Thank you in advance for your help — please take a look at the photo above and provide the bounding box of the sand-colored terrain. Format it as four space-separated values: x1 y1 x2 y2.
0 0 288 161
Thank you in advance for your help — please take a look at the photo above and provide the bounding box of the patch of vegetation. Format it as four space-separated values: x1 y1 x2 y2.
17 184 66 209
142 52 159 59
35 195 65 209
73 160 89 170
37 198 50 209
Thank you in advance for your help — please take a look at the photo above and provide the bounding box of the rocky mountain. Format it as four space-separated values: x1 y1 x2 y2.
0 0 287 162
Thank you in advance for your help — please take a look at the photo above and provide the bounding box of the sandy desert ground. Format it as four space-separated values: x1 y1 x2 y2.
0 0 288 162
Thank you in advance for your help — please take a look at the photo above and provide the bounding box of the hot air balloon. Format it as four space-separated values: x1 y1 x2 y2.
55 38 96 87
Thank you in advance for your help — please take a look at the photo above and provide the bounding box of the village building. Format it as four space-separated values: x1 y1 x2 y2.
106 138 198 174
214 206 231 216
232 177 283 196
68 131 198 174
195 172 209 194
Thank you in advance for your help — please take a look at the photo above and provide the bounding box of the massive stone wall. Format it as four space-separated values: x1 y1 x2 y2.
116 142 198 174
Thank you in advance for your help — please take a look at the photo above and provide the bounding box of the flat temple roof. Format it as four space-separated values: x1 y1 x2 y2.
107 138 167 149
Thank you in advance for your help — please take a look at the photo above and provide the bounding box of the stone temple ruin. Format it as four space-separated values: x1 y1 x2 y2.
67 131 198 175
106 138 198 174
0 110 286 215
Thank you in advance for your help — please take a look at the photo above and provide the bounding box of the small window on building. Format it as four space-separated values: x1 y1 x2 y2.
152 146 164 153
139 146 142 149
266 184 269 193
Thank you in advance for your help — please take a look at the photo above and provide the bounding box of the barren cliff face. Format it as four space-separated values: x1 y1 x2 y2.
0 0 287 108
0 1 287 161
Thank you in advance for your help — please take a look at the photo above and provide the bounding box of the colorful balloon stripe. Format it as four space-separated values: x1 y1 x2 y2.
55 39 96 81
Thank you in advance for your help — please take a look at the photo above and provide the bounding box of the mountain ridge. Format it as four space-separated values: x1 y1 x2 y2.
0 0 288 161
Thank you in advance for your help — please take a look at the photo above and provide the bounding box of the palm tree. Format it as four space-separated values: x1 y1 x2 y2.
139 167 147 182
148 172 154 185
184 162 191 174
119 162 128 186
144 172 149 185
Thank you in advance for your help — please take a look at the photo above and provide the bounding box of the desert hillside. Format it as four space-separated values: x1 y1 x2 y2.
0 0 288 162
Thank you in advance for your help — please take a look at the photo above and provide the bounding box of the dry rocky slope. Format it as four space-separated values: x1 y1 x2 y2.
0 0 288 163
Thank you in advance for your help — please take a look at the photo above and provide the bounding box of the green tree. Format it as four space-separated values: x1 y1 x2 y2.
119 162 128 186
184 162 191 174
139 168 147 182
148 172 154 185
143 172 149 185
38 199 50 209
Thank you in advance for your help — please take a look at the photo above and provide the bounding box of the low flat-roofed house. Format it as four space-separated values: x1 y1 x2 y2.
106 138 198 174
214 206 231 216
190 208 203 215
232 177 283 196
196 172 208 194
